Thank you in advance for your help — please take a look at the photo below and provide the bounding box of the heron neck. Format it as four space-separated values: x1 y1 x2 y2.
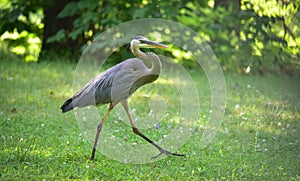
132 46 145 58
131 47 161 75
132 47 161 75
146 52 161 75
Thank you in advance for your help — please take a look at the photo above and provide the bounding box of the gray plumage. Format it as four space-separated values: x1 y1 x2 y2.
61 56 159 113
61 36 162 113
60 36 186 160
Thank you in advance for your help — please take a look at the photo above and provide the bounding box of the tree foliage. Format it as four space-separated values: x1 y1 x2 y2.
0 0 44 61
0 0 299 74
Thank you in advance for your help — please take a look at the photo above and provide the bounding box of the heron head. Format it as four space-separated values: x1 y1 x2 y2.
130 36 169 50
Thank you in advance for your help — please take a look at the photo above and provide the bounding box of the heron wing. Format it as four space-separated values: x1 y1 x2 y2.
70 61 124 107
110 58 158 102
68 57 157 108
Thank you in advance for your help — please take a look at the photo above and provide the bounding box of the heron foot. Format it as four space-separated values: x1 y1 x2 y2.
151 149 186 160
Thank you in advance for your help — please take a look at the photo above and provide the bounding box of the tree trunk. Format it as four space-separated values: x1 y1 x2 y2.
41 0 80 58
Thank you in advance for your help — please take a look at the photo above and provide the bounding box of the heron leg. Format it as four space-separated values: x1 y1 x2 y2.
120 101 186 159
90 103 114 161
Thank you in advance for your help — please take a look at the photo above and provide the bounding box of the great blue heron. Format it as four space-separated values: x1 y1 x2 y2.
61 36 186 160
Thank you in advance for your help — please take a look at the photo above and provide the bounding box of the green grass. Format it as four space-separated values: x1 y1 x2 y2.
0 56 299 180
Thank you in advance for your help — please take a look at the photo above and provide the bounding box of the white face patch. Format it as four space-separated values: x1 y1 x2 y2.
130 37 151 49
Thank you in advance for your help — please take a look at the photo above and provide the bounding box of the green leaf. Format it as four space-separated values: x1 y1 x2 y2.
69 27 85 40
132 8 148 19
57 2 79 18
46 29 66 43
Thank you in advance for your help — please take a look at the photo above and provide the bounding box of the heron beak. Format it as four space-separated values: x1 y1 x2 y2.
145 40 169 49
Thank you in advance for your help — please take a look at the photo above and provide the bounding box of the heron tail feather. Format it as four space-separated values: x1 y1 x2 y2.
60 98 74 113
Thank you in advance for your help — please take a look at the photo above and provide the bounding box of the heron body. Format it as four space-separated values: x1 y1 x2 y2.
61 45 160 112
60 36 185 160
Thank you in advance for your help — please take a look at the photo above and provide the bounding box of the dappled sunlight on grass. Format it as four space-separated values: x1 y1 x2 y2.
211 73 300 179
0 59 299 180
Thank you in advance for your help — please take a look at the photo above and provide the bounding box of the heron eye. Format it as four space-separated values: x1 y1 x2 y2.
139 40 146 43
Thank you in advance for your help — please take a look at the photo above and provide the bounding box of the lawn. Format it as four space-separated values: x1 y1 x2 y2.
0 55 299 180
